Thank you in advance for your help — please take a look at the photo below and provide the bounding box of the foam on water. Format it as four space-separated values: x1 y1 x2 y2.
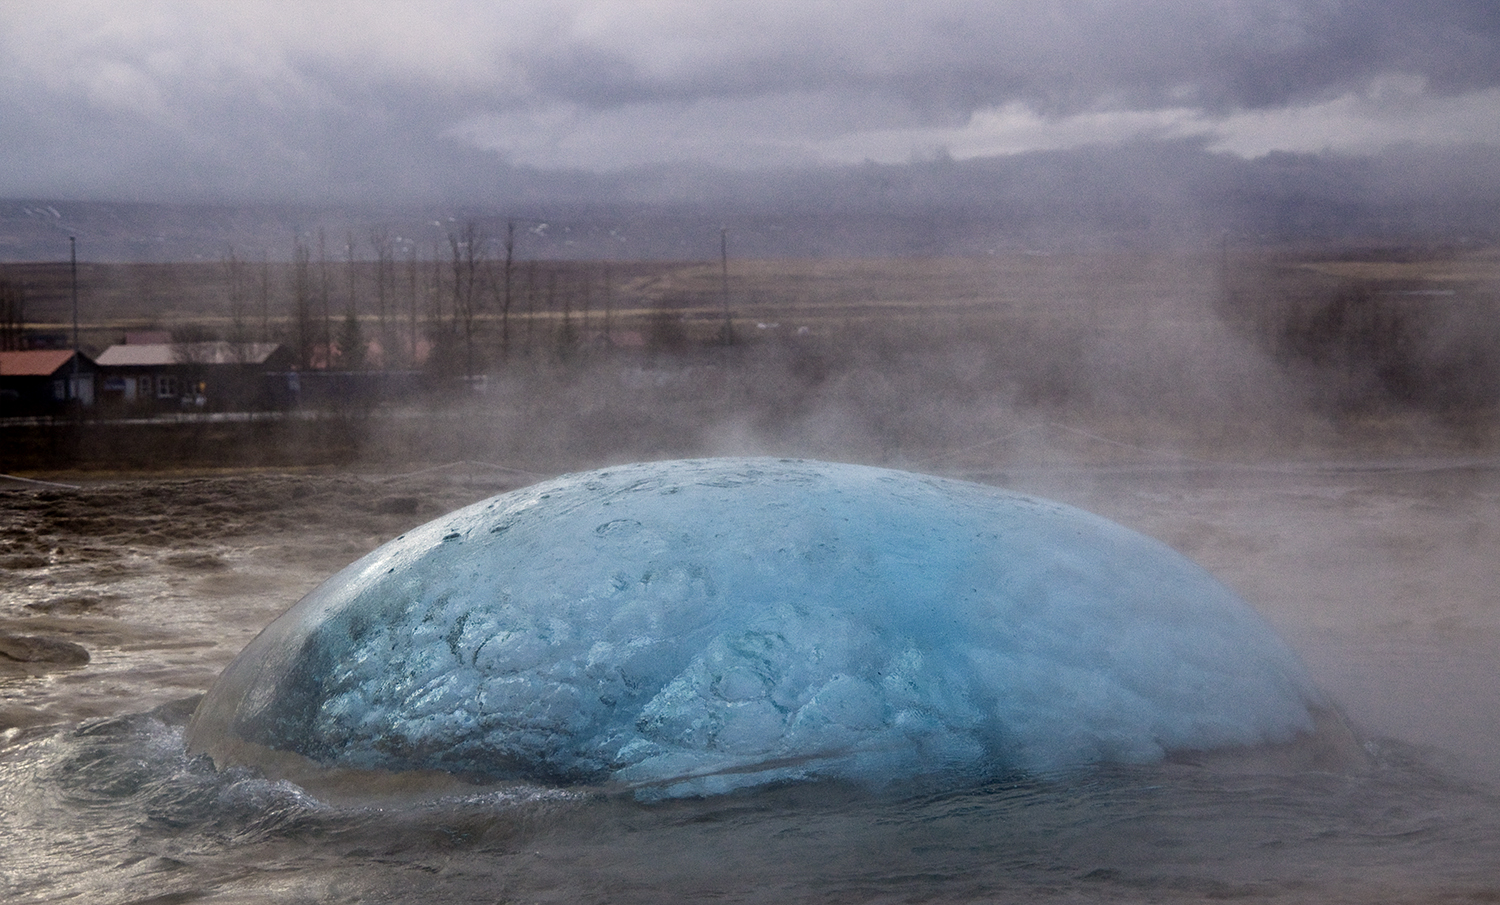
186 458 1324 797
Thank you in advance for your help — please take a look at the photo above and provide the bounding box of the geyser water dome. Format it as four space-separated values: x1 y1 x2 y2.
188 458 1327 798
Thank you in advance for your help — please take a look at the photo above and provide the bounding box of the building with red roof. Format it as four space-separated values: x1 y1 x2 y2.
0 349 97 413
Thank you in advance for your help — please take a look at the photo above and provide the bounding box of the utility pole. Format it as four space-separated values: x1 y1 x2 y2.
503 220 515 362
602 261 613 346
1219 229 1232 307
719 227 733 345
69 236 80 402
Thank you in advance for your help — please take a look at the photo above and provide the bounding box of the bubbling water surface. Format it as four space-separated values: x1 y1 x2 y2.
4 699 1498 904
4 461 1500 902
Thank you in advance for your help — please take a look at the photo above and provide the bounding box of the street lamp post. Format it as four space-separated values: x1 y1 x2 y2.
70 236 79 403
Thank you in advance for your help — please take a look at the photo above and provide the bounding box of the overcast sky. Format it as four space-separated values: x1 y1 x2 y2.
3 1 1498 205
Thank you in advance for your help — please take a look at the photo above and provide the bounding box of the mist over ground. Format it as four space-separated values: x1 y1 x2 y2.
5 244 1497 477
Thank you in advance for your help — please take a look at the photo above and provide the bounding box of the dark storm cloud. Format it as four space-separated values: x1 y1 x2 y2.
1190 0 1500 108
506 0 1500 115
1 1 1497 204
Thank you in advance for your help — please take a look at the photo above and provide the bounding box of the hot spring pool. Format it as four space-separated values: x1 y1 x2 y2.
4 458 1500 903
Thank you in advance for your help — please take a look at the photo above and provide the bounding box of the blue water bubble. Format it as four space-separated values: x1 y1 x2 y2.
187 458 1324 798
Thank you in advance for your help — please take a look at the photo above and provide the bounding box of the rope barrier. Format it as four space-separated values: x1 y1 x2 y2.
375 460 547 481
916 421 1500 476
0 473 83 490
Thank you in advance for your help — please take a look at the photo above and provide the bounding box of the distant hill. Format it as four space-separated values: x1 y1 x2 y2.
4 140 1498 263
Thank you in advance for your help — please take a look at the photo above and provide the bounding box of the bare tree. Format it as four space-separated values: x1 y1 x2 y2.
291 236 315 369
430 239 446 340
601 262 613 346
424 239 459 378
317 230 332 368
370 227 395 368
483 220 516 364
553 269 576 361
338 308 366 371
0 276 26 352
258 252 273 344
448 221 487 379
448 229 464 335
719 226 735 346
405 243 420 367
222 248 251 361
340 237 366 375
579 267 592 339
340 233 364 370
524 260 538 360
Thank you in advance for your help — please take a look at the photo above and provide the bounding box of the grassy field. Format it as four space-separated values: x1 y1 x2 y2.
12 253 1219 345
